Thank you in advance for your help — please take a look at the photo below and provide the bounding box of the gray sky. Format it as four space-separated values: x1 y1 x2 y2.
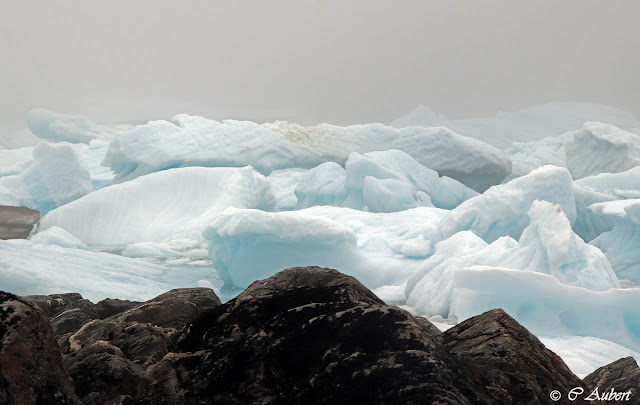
1 0 639 134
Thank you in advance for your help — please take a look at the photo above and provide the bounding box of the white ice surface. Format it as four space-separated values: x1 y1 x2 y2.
267 168 308 211
38 166 277 246
565 122 640 180
439 165 576 243
105 116 511 192
407 201 619 318
446 267 640 352
539 336 640 378
204 206 447 289
391 102 640 149
29 226 88 249
0 142 93 214
27 109 132 144
590 201 640 284
0 239 170 302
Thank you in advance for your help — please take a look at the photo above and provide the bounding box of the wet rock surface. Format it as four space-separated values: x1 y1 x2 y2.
0 266 632 404
0 205 40 239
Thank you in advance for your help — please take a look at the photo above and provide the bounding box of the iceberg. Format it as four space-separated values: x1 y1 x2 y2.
564 122 640 179
38 166 277 246
295 162 348 209
0 239 170 301
267 168 308 211
0 142 93 214
406 201 619 317
344 150 477 210
576 167 640 199
502 136 567 182
391 102 640 149
572 184 618 242
29 226 88 249
590 200 640 284
27 109 132 144
449 267 640 352
105 116 511 191
0 146 34 179
439 165 576 243
295 150 477 212
539 336 640 378
204 206 447 289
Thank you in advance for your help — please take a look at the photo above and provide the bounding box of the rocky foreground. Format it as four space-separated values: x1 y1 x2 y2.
0 267 638 405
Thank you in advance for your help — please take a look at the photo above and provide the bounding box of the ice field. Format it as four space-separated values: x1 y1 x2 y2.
2 103 640 375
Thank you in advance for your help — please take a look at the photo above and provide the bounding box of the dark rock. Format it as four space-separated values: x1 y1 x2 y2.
24 292 96 318
440 309 588 405
0 291 80 404
108 287 221 329
145 266 492 404
2 268 594 405
0 205 40 239
110 322 176 367
63 340 151 405
584 356 639 404
57 288 220 403
95 298 140 319
26 292 100 337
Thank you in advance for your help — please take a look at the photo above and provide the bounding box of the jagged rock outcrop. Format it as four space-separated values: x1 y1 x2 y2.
144 267 490 404
57 288 220 405
0 205 39 239
584 356 639 404
1 267 624 404
0 291 79 404
440 309 588 404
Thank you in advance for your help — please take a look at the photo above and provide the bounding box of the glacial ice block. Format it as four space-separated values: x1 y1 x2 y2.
391 102 640 149
0 142 93 214
565 122 640 179
27 109 132 144
439 165 576 243
104 116 511 191
204 206 448 289
449 267 640 352
407 200 619 317
38 166 277 246
0 239 170 301
590 200 640 284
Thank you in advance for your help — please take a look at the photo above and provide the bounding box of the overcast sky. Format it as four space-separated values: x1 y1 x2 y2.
1 0 639 134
